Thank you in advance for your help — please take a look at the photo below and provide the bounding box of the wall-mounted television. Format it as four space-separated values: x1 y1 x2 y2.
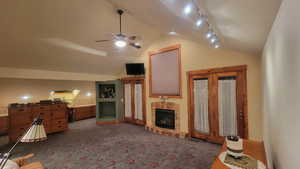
126 63 145 75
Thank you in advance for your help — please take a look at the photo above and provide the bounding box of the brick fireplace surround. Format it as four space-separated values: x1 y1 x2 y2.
145 102 186 138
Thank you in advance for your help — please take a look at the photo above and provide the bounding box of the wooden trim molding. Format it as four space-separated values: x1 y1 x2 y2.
120 76 145 82
188 65 247 75
149 44 182 98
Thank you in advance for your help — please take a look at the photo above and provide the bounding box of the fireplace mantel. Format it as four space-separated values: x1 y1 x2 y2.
146 102 185 138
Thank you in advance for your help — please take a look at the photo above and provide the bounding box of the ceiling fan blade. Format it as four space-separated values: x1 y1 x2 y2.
128 35 141 41
95 40 110 42
129 42 142 49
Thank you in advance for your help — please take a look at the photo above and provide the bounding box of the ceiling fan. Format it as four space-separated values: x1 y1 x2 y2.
96 9 141 49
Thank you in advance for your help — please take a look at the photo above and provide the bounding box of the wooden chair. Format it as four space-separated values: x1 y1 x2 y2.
12 154 45 169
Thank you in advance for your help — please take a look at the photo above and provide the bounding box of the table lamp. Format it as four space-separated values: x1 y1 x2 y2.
0 118 47 169
226 136 243 159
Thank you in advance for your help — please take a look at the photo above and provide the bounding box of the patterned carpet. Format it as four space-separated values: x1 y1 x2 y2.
0 119 220 169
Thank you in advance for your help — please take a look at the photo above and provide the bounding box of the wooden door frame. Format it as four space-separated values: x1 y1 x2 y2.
187 65 248 142
188 73 212 140
121 76 147 126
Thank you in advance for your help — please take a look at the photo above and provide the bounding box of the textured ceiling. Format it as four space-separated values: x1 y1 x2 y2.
0 0 281 75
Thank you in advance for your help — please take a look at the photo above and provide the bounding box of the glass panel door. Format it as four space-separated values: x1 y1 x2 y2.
218 77 238 137
124 83 132 118
134 83 143 120
193 79 210 134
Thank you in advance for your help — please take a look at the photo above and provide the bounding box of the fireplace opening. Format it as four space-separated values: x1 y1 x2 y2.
155 109 175 129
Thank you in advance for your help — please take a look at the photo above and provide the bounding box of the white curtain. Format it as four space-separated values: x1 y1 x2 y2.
134 84 143 120
124 84 132 118
218 78 237 136
193 79 210 134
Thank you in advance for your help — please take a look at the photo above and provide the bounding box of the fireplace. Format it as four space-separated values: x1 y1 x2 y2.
155 109 175 129
146 102 186 138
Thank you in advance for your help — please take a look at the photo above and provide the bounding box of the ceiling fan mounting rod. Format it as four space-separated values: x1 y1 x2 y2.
117 9 124 34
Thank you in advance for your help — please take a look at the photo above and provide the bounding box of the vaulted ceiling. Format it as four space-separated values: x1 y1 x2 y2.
0 0 281 76
109 0 281 55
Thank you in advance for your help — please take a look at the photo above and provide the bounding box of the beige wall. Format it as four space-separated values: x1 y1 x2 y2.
134 36 262 140
262 0 300 168
0 67 117 81
0 78 96 115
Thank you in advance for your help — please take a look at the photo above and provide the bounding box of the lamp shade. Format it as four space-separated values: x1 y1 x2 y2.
20 118 47 143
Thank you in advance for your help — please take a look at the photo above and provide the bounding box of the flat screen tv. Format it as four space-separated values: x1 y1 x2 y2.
126 63 145 75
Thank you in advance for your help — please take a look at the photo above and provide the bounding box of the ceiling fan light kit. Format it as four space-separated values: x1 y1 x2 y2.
115 40 127 48
96 9 142 49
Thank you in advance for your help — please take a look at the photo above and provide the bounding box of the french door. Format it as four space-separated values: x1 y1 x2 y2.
188 65 248 144
123 78 146 125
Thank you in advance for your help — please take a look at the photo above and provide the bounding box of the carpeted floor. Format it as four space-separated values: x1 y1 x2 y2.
0 119 220 169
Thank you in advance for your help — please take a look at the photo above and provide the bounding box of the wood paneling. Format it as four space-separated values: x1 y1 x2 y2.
149 44 182 98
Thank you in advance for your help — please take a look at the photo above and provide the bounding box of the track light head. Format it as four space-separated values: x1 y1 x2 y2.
206 30 214 39
214 43 220 49
196 17 206 28
210 35 218 44
183 4 193 15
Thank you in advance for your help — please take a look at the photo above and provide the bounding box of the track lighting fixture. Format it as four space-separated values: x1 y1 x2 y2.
180 0 221 49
